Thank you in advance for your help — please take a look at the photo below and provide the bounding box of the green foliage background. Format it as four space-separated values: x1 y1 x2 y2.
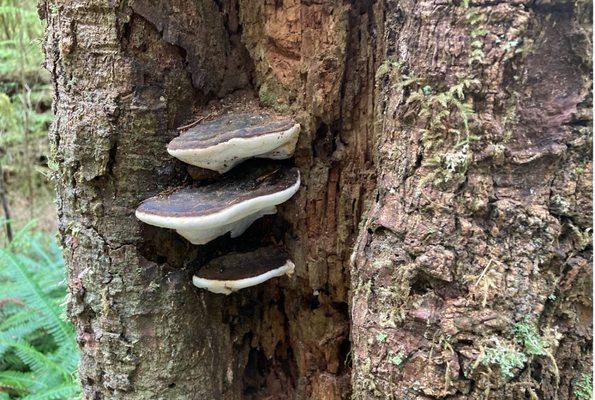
0 1 80 399
1 0 55 242
0 227 80 399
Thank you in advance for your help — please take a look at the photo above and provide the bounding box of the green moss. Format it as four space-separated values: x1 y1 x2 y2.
258 84 275 106
404 76 480 186
575 373 593 400
258 83 289 112
387 350 404 366
375 59 400 80
513 322 546 356
568 223 593 251
375 63 391 80
376 332 388 343
475 339 526 379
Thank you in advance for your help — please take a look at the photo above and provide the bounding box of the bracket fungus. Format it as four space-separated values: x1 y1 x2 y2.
192 246 295 294
135 165 300 244
168 113 300 173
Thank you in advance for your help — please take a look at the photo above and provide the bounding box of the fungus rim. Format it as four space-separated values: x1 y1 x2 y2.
135 171 300 230
192 259 295 295
167 113 300 173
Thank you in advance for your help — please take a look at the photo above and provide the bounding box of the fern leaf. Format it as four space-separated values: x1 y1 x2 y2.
50 341 80 373
0 229 80 398
0 337 69 377
0 249 76 352
0 320 41 357
0 370 37 391
29 239 56 267
21 383 81 400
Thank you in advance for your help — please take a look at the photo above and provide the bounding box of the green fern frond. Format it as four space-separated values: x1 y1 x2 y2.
0 337 69 377
0 309 35 331
21 383 81 400
0 370 37 391
0 321 40 357
50 342 80 373
0 248 76 352
0 228 81 398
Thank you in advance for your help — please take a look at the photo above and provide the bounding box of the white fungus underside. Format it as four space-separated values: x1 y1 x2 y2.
178 206 276 244
135 175 300 244
192 260 295 295
168 124 300 173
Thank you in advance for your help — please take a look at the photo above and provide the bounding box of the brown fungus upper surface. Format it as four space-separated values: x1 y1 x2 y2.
136 165 299 218
167 112 300 173
169 113 295 150
195 246 291 281
135 164 301 244
192 246 295 294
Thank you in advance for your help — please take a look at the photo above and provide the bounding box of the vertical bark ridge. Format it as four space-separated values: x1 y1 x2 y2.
351 0 592 398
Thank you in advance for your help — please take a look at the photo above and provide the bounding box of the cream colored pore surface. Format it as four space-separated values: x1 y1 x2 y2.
168 124 300 173
192 260 295 294
135 174 300 244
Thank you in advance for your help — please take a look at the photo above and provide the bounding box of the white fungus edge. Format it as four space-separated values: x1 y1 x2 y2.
192 259 295 295
167 124 300 173
177 206 277 245
135 172 300 244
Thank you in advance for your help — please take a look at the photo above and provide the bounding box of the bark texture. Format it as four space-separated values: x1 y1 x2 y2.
351 0 593 398
43 0 591 399
43 0 373 398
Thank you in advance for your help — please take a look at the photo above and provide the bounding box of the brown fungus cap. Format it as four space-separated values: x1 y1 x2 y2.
135 164 300 244
192 246 295 294
168 113 300 173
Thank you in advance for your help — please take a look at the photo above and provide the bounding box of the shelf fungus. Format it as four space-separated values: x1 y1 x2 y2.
192 246 295 294
167 113 300 173
135 165 300 244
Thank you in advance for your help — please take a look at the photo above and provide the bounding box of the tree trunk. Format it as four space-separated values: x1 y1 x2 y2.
42 0 591 399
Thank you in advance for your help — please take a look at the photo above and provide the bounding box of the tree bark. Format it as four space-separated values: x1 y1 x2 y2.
351 0 593 398
43 0 591 399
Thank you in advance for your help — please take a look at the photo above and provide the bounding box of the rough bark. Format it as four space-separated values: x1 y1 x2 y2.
351 0 593 398
43 0 373 398
43 0 591 399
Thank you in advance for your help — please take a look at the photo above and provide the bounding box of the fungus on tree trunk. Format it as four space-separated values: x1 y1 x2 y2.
192 246 295 294
135 164 300 244
167 113 300 173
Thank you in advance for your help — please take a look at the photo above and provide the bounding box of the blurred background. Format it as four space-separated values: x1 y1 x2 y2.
0 1 80 398
0 0 54 240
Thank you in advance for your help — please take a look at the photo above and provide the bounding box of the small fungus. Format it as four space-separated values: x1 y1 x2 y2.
135 165 300 244
168 113 300 173
192 246 295 294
